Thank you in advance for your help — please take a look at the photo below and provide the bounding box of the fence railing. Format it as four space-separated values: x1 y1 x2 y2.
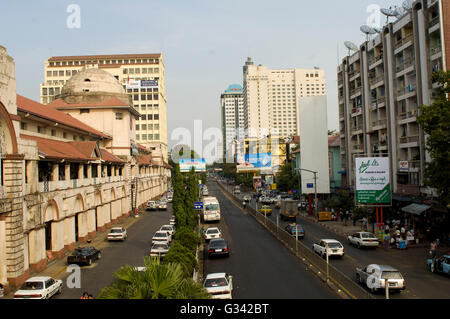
216 181 374 300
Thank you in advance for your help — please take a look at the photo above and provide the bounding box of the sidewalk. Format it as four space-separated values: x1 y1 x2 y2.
2 209 146 299
298 211 448 252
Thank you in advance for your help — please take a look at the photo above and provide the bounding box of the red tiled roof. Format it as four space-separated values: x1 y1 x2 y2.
48 97 129 108
137 154 152 165
100 148 124 163
328 135 340 147
17 95 110 139
21 134 93 161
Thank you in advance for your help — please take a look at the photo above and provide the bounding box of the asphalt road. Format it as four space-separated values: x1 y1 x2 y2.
230 185 450 299
203 182 338 299
55 206 172 299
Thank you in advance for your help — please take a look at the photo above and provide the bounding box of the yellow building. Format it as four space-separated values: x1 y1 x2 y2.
39 53 168 160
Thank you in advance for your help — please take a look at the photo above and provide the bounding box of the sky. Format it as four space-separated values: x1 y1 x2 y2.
0 0 406 156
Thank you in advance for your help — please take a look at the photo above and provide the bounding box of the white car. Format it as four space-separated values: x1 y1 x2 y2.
356 264 406 293
14 276 63 299
160 224 175 236
147 201 157 211
169 216 176 226
204 227 222 241
152 231 171 245
203 273 233 299
158 201 168 210
347 232 379 249
167 194 173 202
150 242 170 258
107 227 127 241
313 239 345 258
243 195 252 202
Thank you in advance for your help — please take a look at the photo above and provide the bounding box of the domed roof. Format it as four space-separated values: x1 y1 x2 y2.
61 68 126 96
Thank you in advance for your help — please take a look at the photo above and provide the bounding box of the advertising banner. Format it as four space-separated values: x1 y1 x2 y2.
237 153 272 173
126 79 158 90
253 176 262 190
179 158 206 172
355 157 391 205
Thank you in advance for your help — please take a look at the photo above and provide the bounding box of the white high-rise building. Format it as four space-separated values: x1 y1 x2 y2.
220 84 245 161
242 57 326 139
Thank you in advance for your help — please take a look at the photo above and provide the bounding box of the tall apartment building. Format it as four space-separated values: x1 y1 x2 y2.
39 53 168 160
220 84 245 161
242 57 326 140
337 0 448 199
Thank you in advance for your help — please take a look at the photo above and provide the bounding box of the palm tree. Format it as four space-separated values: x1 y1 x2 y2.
96 256 210 299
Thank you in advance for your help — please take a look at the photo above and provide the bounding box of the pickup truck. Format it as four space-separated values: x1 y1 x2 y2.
355 264 406 293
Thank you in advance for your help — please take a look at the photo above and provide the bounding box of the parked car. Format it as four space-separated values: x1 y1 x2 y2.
204 227 222 241
284 224 305 239
259 205 272 216
312 239 344 258
13 276 63 299
208 238 230 258
203 273 233 299
427 255 450 275
146 201 158 211
67 246 101 266
355 264 406 293
150 242 170 258
347 232 379 249
152 231 171 245
167 194 173 202
160 224 175 236
169 216 176 226
243 195 252 202
158 201 168 210
107 227 127 241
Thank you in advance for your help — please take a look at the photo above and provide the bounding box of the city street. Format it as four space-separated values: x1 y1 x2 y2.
223 182 450 299
54 207 172 299
203 182 338 299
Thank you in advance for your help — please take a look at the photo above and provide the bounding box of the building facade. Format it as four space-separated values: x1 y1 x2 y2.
0 47 171 292
242 57 326 139
39 53 168 160
337 0 448 199
220 84 245 161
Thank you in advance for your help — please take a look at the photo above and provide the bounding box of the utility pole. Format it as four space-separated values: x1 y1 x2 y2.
295 168 318 218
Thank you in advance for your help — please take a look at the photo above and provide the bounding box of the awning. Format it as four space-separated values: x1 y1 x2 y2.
401 203 431 216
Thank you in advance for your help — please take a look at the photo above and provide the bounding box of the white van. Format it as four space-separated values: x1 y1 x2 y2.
202 196 221 222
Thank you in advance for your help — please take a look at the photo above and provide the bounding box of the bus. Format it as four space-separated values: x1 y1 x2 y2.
202 196 221 222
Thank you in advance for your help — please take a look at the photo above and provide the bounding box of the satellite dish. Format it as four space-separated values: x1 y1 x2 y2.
344 41 358 55
372 26 382 33
381 7 398 24
394 7 406 17
360 25 377 41
402 0 413 11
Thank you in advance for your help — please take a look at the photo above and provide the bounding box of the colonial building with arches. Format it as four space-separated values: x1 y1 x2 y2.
0 46 171 292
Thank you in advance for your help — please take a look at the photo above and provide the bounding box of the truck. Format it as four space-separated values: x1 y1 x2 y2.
279 200 299 221
355 264 406 293
202 196 221 223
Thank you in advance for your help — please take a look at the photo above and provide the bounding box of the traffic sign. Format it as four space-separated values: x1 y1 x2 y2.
307 183 314 189
194 202 203 210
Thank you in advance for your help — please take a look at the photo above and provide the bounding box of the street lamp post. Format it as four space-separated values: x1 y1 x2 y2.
326 242 329 282
295 168 318 218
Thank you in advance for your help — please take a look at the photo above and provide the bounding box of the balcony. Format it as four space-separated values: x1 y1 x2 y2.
37 176 126 193
371 118 387 129
430 45 442 58
429 16 440 29
397 86 416 99
396 58 415 74
369 74 384 87
394 34 413 51
399 135 419 147
351 107 362 116
397 109 418 122
350 87 362 97
351 124 363 133
352 144 364 153
368 54 383 67
348 69 361 80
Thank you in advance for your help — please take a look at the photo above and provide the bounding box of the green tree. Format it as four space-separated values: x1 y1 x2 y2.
96 257 209 299
417 71 450 205
163 242 198 277
276 162 299 192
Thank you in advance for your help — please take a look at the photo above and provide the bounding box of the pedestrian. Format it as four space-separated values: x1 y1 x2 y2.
81 291 89 299
384 232 390 251
200 226 205 238
430 241 437 258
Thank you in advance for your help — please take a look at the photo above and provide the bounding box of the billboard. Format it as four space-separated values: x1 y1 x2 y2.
179 158 206 172
236 153 272 173
126 79 158 89
299 96 330 194
355 157 391 205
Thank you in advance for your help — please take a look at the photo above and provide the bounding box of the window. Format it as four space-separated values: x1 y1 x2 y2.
51 129 56 136
42 88 47 95
115 113 123 120
154 114 159 120
141 124 147 130
63 132 67 139
20 122 26 130
136 124 140 130
37 126 43 134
